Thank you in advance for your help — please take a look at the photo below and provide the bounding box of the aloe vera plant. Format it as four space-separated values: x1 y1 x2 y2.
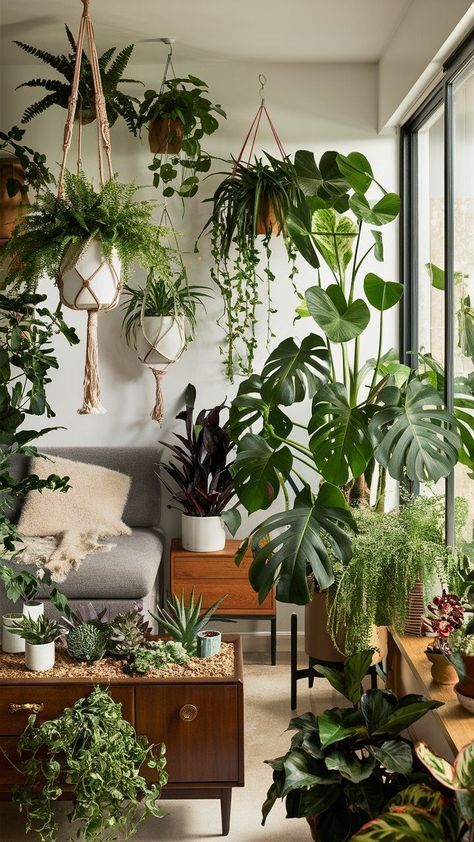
150 590 225 655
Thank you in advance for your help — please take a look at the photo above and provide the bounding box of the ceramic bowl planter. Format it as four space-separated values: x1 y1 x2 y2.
454 683 474 713
149 117 184 154
58 237 122 311
2 613 25 654
25 640 55 672
426 651 458 685
136 315 186 366
181 514 226 553
197 629 221 658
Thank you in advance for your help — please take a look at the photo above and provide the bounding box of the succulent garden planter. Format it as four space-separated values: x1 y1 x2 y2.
136 315 186 366
197 630 221 658
181 514 226 553
0 156 29 247
23 600 44 622
148 117 184 154
25 640 55 672
2 613 24 654
426 651 458 685
58 237 122 311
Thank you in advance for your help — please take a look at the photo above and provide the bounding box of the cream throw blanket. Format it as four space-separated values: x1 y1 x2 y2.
16 454 131 582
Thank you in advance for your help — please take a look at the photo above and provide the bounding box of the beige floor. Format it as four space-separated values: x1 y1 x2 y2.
1 655 345 842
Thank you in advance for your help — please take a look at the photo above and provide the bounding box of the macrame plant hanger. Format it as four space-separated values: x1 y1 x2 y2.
233 75 287 174
56 0 119 415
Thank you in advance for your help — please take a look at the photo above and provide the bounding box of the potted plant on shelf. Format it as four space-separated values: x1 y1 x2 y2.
10 614 63 671
449 619 474 709
0 567 70 654
14 25 142 132
261 649 442 841
159 383 240 552
139 74 226 197
423 589 465 685
151 589 225 656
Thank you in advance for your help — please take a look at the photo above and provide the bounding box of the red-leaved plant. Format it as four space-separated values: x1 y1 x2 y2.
423 589 465 656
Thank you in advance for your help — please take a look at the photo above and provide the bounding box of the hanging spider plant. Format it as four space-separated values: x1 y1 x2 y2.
201 153 302 380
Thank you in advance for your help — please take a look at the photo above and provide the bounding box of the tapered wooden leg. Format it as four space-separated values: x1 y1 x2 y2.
220 788 232 836
308 657 315 688
270 616 277 665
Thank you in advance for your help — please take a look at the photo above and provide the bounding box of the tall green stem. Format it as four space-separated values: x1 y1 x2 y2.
368 308 385 397
348 222 362 305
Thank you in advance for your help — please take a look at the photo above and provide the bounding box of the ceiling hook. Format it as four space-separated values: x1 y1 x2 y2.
259 73 267 104
160 37 175 59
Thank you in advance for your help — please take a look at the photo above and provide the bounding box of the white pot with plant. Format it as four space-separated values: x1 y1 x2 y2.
2 613 26 653
10 615 63 671
0 565 70 654
158 384 241 553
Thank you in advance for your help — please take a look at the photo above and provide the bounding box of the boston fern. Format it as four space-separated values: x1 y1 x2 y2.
11 686 167 842
3 172 171 291
14 25 142 133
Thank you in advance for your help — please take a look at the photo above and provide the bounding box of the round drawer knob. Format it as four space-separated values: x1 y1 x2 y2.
179 704 198 722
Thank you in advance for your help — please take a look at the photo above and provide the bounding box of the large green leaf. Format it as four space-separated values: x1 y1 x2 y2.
351 807 447 840
239 483 356 604
231 433 292 513
325 748 375 783
261 334 330 406
311 208 357 273
294 150 349 202
286 201 320 268
336 152 374 194
349 193 400 226
229 374 293 442
364 273 404 311
370 740 413 775
309 382 373 485
361 690 398 735
306 285 370 344
280 752 328 797
372 696 443 737
318 707 365 748
370 379 460 482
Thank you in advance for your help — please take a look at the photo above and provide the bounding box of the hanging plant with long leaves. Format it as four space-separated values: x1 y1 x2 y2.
228 149 464 606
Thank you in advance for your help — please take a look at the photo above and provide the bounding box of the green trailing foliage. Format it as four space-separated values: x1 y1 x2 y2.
14 25 142 133
0 126 53 197
2 172 171 291
262 649 442 842
123 640 188 675
150 589 225 655
10 686 167 842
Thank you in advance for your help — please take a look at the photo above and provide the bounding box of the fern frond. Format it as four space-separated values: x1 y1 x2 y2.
99 47 116 71
21 93 63 123
114 91 139 135
64 24 77 53
16 78 69 93
13 41 72 76
105 44 134 88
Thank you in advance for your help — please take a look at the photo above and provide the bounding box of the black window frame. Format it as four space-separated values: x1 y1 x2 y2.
400 29 474 546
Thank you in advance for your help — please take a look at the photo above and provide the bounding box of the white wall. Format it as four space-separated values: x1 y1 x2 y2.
1 59 398 648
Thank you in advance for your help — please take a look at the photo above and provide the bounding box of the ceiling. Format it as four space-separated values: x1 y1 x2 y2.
0 0 414 65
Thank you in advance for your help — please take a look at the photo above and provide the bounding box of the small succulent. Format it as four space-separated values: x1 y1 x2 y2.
150 590 224 655
424 589 465 656
108 606 152 657
62 604 110 663
10 615 63 645
124 640 187 675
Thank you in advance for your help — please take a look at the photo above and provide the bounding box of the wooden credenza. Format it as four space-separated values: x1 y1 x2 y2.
0 636 244 836
170 539 277 664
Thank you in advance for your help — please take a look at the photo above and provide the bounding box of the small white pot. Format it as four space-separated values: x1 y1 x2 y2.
2 613 24 654
181 514 226 553
25 641 55 672
59 237 121 311
23 601 44 622
136 315 186 366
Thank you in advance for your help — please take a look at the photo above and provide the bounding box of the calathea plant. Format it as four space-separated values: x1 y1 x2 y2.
229 150 463 605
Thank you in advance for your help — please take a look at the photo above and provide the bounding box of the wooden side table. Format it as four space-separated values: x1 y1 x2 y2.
170 539 277 665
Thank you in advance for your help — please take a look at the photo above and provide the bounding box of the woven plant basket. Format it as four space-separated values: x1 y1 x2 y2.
136 312 186 424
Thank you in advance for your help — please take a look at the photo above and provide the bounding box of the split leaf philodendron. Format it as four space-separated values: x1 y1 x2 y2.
229 149 466 606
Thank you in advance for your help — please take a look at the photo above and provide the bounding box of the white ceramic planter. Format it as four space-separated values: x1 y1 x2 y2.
136 315 186 365
25 641 55 672
2 613 24 654
59 237 121 310
23 601 44 622
181 514 226 553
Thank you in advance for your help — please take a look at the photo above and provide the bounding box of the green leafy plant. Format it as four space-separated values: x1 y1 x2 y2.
201 154 302 379
108 606 152 657
140 74 226 198
10 614 63 644
62 604 110 663
10 686 166 842
151 589 225 655
262 649 442 842
14 25 142 133
123 639 188 675
3 171 171 292
121 268 210 347
0 126 53 197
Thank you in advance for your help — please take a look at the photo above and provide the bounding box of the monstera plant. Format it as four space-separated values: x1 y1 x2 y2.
229 150 470 606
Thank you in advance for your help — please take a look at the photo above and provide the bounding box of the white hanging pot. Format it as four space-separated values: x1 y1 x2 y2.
181 514 226 553
58 237 121 311
25 641 55 672
136 315 186 366
23 601 44 622
2 613 24 654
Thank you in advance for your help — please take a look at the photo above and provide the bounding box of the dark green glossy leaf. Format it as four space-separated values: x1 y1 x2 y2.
325 747 375 782
261 334 330 406
231 433 292 513
336 152 374 194
370 740 413 774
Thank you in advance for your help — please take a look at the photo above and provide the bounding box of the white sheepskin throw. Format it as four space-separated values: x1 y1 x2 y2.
16 454 131 582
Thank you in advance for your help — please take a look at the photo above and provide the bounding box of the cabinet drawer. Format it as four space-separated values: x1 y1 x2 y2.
0 737 24 785
173 580 274 613
136 684 241 783
173 555 251 581
0 685 134 735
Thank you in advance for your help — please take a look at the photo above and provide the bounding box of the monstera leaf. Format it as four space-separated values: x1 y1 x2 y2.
370 379 460 482
309 382 373 485
235 484 356 604
229 374 293 442
231 433 292 513
311 208 358 273
306 285 370 344
261 334 330 406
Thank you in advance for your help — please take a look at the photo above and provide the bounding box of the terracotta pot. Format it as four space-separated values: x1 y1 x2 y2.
304 591 387 666
148 117 184 154
256 195 283 236
0 156 29 247
458 653 474 698
426 651 458 685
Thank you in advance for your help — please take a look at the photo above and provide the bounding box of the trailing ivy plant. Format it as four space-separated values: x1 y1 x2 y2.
14 25 142 133
10 686 167 842
228 150 466 606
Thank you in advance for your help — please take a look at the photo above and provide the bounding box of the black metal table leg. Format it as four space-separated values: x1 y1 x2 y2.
291 613 298 710
270 616 277 665
308 657 315 688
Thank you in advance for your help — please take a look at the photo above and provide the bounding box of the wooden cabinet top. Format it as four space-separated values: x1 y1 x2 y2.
171 539 248 559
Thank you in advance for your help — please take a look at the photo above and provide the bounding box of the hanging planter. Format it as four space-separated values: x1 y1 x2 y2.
0 156 29 247
149 116 184 155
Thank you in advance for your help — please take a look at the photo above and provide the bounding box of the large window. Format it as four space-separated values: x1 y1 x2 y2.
401 32 474 550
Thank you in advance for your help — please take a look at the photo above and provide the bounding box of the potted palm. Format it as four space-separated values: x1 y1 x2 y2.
159 384 240 552
10 614 63 671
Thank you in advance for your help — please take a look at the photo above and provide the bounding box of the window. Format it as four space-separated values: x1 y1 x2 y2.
401 32 474 551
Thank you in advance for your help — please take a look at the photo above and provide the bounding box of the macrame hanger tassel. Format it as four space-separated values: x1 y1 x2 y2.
148 367 166 423
78 310 105 414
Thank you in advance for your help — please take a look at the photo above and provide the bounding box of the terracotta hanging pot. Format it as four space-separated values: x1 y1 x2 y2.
305 591 387 666
148 117 184 155
0 156 29 248
256 194 283 237
76 95 96 125
426 651 458 685
58 237 121 311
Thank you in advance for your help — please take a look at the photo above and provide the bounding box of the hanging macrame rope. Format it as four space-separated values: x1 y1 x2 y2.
56 0 118 415
232 74 286 175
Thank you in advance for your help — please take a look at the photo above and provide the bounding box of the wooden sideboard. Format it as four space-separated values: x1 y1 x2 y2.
0 635 244 836
170 539 277 664
387 631 473 761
